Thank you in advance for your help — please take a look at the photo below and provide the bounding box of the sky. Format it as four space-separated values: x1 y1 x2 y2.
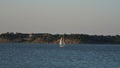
0 0 120 35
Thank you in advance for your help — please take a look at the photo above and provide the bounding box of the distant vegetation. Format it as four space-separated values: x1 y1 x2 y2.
0 32 120 44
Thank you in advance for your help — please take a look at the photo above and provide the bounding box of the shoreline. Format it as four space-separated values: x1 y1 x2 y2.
0 32 120 44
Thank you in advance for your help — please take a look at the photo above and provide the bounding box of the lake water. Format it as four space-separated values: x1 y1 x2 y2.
0 43 120 68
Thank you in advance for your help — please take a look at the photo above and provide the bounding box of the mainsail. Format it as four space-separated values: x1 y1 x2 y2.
59 37 65 47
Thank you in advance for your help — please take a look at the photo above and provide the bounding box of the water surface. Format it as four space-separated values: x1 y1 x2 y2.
0 43 120 68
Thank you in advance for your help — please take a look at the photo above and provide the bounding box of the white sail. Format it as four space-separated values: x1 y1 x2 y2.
59 38 63 45
59 37 65 48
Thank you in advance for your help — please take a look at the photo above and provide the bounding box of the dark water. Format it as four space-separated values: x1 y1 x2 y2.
0 43 120 68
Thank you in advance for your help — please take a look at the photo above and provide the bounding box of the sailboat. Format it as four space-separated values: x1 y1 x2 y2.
59 37 65 48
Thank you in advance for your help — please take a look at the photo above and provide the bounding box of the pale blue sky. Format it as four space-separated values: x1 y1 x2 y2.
0 0 120 35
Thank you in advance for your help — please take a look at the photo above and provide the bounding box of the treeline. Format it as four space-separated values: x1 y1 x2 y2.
0 32 120 44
